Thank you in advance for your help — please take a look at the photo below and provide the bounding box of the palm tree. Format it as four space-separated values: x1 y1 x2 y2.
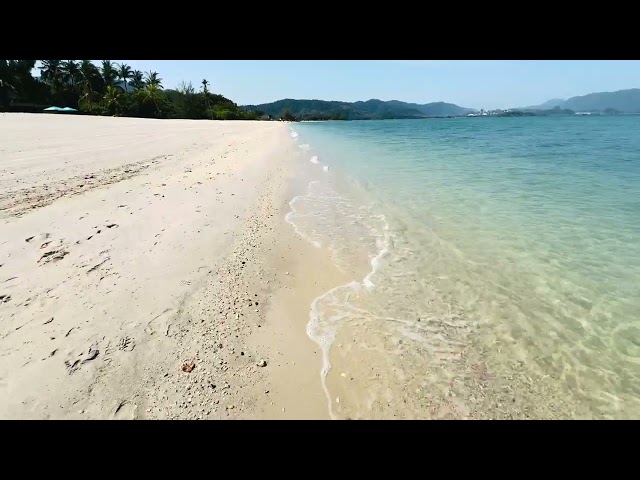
61 60 80 87
39 60 63 87
202 79 211 118
131 70 145 90
103 85 122 115
144 71 162 88
0 60 10 105
1 60 38 105
39 60 65 101
101 60 118 87
0 60 9 83
79 60 100 88
79 82 97 110
141 83 162 116
3 60 36 89
77 60 102 108
10 60 37 78
117 63 132 92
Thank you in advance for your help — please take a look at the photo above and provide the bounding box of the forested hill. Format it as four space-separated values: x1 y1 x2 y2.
523 89 640 113
243 98 476 120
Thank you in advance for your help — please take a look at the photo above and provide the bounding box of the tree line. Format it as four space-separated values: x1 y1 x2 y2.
0 60 260 120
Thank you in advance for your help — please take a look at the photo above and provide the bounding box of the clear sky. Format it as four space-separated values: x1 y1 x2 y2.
73 60 640 109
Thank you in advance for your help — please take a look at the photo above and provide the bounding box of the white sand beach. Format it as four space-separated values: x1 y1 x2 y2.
0 113 335 419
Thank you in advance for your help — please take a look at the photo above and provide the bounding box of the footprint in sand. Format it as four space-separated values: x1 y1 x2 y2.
63 343 100 374
117 336 136 352
38 248 69 265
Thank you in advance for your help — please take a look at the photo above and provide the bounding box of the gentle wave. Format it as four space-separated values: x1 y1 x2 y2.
289 116 640 419
308 281 361 420
363 215 391 289
285 175 393 418
285 181 322 249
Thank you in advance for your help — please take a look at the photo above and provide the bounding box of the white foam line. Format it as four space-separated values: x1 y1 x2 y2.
307 281 360 420
363 215 391 289
284 180 393 420
308 225 393 417
284 181 322 248
285 211 321 248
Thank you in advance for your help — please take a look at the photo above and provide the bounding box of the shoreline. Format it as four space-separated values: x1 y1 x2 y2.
0 113 334 419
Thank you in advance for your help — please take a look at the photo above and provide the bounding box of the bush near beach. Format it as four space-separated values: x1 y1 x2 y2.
0 60 259 120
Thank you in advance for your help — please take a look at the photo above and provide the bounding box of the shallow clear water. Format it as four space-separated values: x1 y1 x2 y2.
287 117 640 419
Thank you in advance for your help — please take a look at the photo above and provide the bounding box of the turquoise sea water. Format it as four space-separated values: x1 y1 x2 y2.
288 117 640 419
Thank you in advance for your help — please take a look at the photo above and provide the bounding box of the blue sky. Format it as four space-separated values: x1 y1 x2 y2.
52 61 640 109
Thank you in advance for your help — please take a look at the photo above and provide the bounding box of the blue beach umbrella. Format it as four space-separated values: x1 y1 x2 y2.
61 107 77 112
44 106 63 111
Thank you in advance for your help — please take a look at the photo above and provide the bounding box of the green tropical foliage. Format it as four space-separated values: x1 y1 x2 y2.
39 60 62 87
117 63 133 92
61 60 80 87
1 60 260 120
131 70 145 90
101 60 118 87
0 60 50 107
144 71 162 87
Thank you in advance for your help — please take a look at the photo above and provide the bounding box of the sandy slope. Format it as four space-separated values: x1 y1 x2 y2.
0 113 329 419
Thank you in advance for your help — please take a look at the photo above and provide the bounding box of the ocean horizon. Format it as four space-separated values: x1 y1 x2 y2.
287 116 640 419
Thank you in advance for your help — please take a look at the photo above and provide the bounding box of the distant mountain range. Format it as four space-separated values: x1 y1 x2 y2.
523 89 640 113
242 98 476 120
243 88 640 121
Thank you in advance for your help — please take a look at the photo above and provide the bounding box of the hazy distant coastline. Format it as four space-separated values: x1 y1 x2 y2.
244 88 640 121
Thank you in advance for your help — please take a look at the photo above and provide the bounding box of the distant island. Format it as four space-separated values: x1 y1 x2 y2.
521 88 640 114
244 88 640 121
242 99 475 121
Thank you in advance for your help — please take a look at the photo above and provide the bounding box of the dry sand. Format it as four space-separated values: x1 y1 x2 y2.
0 113 337 419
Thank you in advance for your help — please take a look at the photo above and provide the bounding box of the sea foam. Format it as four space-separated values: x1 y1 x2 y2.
285 179 392 419
285 181 322 248
363 215 391 289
